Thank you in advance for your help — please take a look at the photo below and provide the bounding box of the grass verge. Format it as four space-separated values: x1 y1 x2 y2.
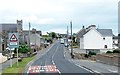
2 56 34 75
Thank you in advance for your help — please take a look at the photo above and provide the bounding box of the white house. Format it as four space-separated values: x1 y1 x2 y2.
77 25 113 53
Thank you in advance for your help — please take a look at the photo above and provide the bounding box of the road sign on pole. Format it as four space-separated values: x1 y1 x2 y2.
8 33 19 67
8 33 19 48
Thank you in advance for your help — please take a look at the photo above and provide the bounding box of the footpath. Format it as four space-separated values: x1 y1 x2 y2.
64 47 119 75
0 58 17 75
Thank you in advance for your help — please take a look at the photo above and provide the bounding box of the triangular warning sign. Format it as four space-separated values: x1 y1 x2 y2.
10 34 18 42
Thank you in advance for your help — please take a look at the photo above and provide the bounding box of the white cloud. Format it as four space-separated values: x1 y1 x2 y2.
0 0 119 35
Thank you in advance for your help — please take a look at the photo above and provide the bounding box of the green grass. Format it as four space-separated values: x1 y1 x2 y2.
2 56 34 75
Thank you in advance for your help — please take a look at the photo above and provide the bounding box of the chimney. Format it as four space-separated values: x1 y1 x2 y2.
32 28 36 34
82 26 85 29
88 25 96 29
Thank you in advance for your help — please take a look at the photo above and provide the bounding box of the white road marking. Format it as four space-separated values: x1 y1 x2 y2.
75 64 94 73
108 69 118 73
51 45 61 73
65 56 101 74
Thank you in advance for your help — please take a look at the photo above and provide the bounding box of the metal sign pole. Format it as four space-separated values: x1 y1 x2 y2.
17 48 18 67
10 48 12 67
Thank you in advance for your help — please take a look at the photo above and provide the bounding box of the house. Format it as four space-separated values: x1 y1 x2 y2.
113 36 118 49
23 28 43 50
76 25 113 53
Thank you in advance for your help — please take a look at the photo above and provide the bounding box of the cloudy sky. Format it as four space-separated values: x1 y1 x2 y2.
0 0 119 35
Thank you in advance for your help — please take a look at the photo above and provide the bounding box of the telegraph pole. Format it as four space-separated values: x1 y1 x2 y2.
70 21 74 59
67 26 69 48
29 22 31 49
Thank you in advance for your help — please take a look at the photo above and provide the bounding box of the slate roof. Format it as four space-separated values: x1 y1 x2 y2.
96 29 113 36
77 28 86 37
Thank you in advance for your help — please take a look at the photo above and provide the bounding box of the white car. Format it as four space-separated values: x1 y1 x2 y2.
60 39 64 44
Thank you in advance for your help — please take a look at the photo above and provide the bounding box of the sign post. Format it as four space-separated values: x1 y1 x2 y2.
8 33 19 67
10 48 12 67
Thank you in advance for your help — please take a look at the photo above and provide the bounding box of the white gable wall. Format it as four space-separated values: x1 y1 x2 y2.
83 29 112 49
83 29 102 49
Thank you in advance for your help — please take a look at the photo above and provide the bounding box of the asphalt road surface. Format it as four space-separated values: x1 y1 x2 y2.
27 41 95 75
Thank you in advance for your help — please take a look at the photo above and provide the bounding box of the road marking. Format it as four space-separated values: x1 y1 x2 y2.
74 64 94 73
63 47 103 74
66 58 100 74
27 65 59 74
51 45 61 74
108 69 118 73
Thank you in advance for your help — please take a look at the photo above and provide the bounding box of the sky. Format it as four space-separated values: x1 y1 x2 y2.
0 0 119 35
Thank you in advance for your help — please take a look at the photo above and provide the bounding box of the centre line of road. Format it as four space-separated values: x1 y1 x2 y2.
51 44 61 74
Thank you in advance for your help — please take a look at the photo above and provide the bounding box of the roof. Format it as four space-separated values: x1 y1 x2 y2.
77 28 86 37
96 29 113 36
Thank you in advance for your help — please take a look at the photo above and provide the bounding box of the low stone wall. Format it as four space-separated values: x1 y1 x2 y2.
96 54 120 66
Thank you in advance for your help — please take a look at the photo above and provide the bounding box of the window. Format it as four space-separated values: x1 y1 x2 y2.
113 41 115 43
103 37 105 40
104 45 107 48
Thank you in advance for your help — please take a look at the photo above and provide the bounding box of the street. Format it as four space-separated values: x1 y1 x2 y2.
26 41 94 75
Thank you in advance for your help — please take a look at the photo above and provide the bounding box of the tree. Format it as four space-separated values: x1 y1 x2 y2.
48 32 56 39
16 45 30 53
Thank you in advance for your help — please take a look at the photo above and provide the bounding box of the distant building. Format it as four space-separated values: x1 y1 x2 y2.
76 25 114 53
23 28 42 44
113 36 118 49
0 20 23 51
23 28 43 50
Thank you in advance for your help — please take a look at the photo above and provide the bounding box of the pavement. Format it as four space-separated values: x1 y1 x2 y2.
0 58 17 74
64 47 119 75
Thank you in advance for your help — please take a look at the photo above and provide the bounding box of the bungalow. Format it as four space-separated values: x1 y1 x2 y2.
76 25 113 53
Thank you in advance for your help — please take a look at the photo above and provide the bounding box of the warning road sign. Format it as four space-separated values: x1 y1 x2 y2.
8 33 19 48
10 34 18 42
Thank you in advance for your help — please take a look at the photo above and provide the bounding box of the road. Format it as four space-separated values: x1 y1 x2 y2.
27 41 95 75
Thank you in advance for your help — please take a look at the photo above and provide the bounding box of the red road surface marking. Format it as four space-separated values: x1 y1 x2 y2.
28 65 59 73
28 66 41 73
45 65 58 73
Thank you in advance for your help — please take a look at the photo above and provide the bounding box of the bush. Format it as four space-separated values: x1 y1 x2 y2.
106 51 113 53
84 54 89 58
88 51 96 55
14 45 30 53
113 49 120 53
